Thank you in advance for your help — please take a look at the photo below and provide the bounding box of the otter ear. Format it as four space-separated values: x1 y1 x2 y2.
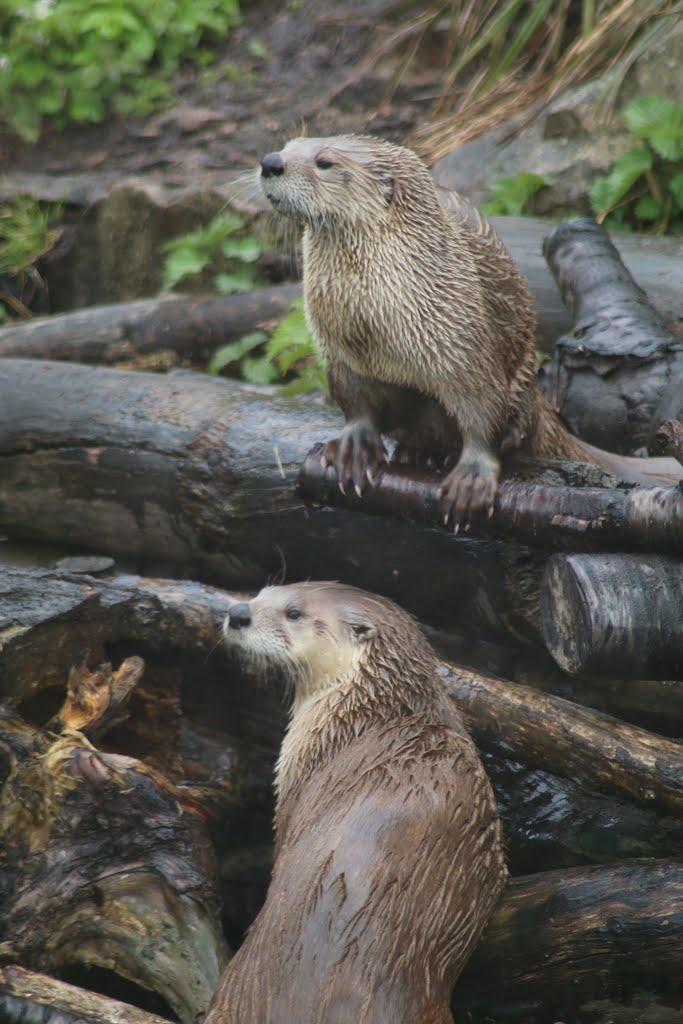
350 621 376 644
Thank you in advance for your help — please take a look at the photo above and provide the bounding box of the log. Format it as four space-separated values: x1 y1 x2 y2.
4 566 683 878
541 553 683 678
297 444 683 554
0 359 549 644
540 217 683 454
0 966 173 1024
490 214 683 346
441 661 683 817
0 284 302 364
456 859 683 1022
0 657 228 1024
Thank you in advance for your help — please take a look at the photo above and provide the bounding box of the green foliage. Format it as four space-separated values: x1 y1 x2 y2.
0 196 60 275
0 195 62 318
481 172 551 216
209 299 327 395
589 95 683 233
161 212 263 294
0 0 240 141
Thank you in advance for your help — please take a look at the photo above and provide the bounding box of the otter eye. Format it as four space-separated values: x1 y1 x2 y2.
315 157 334 170
285 607 302 621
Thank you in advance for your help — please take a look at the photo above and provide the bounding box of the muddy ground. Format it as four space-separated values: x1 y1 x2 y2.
0 0 437 182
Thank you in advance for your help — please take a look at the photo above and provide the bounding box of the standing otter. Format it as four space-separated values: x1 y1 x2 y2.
259 135 682 527
206 582 506 1024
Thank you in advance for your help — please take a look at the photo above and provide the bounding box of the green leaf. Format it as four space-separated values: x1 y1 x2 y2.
14 58 48 86
481 172 550 216
248 38 270 60
221 236 262 262
208 331 267 375
624 95 680 135
214 268 258 294
633 195 663 221
669 172 683 208
589 147 652 216
241 355 279 385
162 248 209 290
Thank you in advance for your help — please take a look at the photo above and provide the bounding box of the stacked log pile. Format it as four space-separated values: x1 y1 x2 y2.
0 217 682 1023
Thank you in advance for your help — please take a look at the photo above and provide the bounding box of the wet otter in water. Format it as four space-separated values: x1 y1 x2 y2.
205 581 506 1023
258 134 682 528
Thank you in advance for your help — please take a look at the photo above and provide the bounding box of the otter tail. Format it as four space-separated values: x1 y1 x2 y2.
531 391 683 487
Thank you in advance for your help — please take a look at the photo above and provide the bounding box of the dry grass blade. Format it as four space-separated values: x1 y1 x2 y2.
383 0 683 162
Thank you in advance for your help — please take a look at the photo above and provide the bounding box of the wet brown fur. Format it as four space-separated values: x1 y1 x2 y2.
259 135 682 517
206 582 506 1024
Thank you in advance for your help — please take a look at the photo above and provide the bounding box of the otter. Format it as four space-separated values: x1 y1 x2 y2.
258 135 682 527
205 582 506 1024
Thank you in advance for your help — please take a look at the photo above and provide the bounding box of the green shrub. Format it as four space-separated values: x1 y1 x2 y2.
161 212 263 294
0 0 240 141
209 298 327 395
0 196 62 320
481 172 552 216
589 95 683 233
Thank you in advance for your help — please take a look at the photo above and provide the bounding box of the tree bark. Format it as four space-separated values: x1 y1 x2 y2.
0 966 173 1024
441 661 683 817
0 359 550 644
541 553 683 678
540 217 683 454
297 444 683 554
0 284 302 364
456 859 683 1022
0 658 228 1024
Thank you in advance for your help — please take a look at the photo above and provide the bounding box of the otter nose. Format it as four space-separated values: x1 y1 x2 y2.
260 152 284 178
228 602 252 629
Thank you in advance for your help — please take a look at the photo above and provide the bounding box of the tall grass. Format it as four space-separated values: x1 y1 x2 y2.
383 0 683 161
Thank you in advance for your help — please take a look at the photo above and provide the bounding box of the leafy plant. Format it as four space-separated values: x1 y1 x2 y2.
481 172 551 216
209 299 327 395
589 95 683 233
0 0 240 141
0 196 62 318
161 212 263 294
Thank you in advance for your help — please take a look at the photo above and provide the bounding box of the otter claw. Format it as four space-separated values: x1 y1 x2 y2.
321 426 387 499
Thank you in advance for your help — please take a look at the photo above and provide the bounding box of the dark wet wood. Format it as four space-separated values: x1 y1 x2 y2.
441 661 683 817
456 859 683 1023
298 444 683 555
0 653 228 1024
0 284 302 364
541 553 683 678
0 360 549 644
0 966 173 1024
540 217 683 454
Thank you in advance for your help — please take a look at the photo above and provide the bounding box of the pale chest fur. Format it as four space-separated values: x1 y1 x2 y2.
303 228 483 395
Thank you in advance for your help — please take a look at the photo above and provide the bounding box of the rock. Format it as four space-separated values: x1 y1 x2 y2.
432 20 683 214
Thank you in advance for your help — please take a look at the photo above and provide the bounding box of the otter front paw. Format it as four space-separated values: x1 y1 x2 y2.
322 422 388 497
437 456 499 532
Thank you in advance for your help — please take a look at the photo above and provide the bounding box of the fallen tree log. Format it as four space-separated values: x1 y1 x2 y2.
540 217 683 454
2 565 679 876
297 444 683 554
0 359 552 644
541 553 683 678
0 283 302 364
456 859 683 1022
0 966 173 1024
441 661 683 817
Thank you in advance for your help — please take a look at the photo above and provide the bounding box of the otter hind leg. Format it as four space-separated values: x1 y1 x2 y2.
437 441 500 531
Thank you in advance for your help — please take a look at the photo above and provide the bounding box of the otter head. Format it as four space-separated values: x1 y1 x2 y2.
258 136 410 232
223 582 378 708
